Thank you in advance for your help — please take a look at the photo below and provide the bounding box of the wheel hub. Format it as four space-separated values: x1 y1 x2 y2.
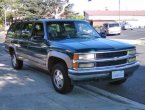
12 54 17 66
53 69 64 89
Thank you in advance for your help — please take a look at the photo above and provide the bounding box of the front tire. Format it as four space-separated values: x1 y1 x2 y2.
109 79 127 85
11 52 23 70
51 63 73 94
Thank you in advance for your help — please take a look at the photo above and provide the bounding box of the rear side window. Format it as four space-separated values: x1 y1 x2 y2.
7 23 16 38
7 22 23 38
14 23 23 38
21 22 33 39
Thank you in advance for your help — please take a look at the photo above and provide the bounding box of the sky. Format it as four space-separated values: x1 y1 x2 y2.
69 0 145 14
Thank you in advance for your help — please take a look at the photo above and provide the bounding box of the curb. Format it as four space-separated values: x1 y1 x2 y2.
110 39 145 46
80 85 145 110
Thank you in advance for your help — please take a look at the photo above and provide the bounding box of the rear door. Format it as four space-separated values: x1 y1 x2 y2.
17 22 34 59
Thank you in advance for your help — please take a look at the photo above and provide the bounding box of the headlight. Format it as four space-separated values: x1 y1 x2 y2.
127 49 136 55
73 53 95 60
73 53 95 69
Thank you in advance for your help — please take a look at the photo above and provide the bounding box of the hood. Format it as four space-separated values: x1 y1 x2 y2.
51 38 134 53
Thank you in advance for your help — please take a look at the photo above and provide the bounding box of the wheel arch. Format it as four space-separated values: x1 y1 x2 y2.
9 46 15 55
47 51 72 73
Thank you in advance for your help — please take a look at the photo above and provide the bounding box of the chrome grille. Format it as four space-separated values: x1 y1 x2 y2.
94 50 128 67
95 51 127 58
96 59 127 67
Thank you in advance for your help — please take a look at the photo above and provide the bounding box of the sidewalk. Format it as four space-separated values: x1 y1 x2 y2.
110 38 145 45
0 31 6 43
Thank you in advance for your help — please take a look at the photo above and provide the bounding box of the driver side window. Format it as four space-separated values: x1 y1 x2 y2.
32 23 44 41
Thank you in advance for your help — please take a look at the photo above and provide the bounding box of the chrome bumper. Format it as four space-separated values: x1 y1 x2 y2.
68 62 139 81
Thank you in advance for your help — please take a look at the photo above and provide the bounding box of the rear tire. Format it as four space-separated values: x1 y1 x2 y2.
109 79 127 85
51 63 73 94
11 52 23 70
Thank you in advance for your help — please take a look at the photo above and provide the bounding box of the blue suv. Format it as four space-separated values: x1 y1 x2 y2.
5 19 139 94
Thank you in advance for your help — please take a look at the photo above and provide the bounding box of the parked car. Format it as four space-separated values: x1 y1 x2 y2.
5 19 139 94
121 22 133 30
101 22 121 35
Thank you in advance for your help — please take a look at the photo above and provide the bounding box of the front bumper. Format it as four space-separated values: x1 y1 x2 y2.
68 62 139 81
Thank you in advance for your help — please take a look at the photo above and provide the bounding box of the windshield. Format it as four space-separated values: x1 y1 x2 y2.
109 23 119 27
47 21 100 40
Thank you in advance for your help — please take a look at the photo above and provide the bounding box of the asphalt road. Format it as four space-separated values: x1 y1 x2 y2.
108 28 145 40
90 30 145 104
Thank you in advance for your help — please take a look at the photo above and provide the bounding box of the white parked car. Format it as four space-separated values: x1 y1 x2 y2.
101 22 121 35
122 23 133 30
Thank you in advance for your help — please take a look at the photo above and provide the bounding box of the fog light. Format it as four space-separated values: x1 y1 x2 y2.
128 57 136 63
79 63 95 68
73 63 79 69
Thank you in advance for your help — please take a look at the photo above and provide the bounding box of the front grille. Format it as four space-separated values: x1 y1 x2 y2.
94 50 129 67
96 51 127 58
96 59 127 67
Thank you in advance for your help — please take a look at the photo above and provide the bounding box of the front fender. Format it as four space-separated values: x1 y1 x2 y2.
48 51 72 69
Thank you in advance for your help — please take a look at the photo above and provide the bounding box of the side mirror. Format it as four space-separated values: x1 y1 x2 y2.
99 32 106 38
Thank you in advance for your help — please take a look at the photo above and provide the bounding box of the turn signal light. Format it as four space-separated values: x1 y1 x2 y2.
73 54 79 60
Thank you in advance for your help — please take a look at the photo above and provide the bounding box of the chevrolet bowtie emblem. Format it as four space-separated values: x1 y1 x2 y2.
114 57 118 61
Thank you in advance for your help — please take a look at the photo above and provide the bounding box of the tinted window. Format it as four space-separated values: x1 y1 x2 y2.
103 24 108 28
14 23 23 38
31 22 44 41
7 23 16 38
7 22 23 38
109 23 119 27
21 22 33 39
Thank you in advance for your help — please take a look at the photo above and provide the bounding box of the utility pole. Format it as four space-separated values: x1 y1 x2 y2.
4 9 7 27
119 0 120 22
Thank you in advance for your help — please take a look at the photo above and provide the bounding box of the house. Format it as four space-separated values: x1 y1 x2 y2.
84 10 145 27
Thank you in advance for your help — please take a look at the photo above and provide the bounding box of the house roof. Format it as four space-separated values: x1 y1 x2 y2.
85 10 145 16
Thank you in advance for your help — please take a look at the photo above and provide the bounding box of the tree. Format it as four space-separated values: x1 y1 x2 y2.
42 0 74 19
17 0 75 19
0 0 77 26
0 0 20 25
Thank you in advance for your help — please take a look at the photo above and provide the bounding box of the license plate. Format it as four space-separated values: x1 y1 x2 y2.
112 70 124 79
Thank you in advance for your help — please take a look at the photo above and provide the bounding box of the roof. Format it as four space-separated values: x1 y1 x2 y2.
14 19 86 23
85 10 145 16
103 22 119 24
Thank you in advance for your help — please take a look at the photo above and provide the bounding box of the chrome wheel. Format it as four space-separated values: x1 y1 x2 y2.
11 52 23 70
12 54 17 67
53 69 64 89
52 63 73 94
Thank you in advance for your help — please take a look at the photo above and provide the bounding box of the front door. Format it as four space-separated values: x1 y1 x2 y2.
27 22 48 68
